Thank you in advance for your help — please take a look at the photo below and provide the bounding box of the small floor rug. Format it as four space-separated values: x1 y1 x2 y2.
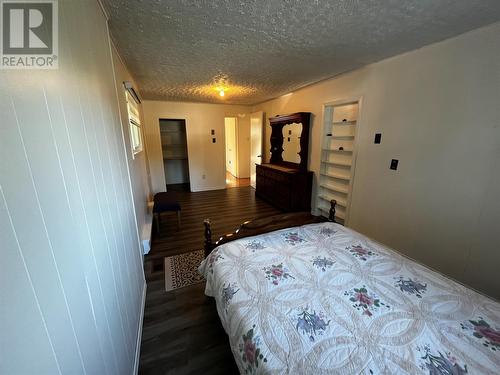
164 249 205 292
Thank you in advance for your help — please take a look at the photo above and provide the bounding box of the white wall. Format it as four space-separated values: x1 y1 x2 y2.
112 44 152 253
142 100 250 192
253 23 500 299
0 1 146 374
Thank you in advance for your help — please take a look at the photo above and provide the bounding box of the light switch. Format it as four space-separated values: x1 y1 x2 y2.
390 159 399 170
374 133 382 144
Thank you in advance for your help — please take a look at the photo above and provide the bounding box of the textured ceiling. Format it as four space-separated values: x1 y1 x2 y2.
102 0 500 105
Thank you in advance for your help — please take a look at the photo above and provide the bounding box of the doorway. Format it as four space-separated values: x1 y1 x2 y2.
224 117 250 189
159 119 190 191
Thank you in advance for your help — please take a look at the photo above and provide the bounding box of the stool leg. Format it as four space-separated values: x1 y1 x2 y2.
177 211 181 228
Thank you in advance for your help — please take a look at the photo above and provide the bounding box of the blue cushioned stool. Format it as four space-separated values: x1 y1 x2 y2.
153 192 181 232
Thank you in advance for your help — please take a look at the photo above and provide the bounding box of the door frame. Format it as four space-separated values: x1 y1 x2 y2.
158 118 190 190
223 116 239 182
250 111 264 189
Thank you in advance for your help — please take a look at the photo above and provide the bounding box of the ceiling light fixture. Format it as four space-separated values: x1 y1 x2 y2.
219 89 225 97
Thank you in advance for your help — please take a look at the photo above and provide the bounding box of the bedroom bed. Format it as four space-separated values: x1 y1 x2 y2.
198 201 500 374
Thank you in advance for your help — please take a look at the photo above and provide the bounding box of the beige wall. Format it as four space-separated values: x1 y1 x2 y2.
253 23 500 299
0 1 146 373
111 44 152 251
142 100 250 192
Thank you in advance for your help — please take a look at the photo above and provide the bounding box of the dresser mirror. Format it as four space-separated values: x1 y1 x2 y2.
281 123 302 164
269 112 311 170
256 112 313 211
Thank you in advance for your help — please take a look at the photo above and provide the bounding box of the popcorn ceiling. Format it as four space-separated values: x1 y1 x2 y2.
102 0 500 105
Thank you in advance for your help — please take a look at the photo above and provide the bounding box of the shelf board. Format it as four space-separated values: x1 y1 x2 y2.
332 120 356 126
319 195 347 207
326 135 355 139
322 148 353 153
319 183 349 194
164 157 188 160
321 160 352 167
320 172 351 181
318 205 345 220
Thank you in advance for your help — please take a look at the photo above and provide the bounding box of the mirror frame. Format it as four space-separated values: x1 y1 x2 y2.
269 112 311 170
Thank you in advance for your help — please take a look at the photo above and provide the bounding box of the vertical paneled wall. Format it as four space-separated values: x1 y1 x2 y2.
0 1 146 374
111 45 152 252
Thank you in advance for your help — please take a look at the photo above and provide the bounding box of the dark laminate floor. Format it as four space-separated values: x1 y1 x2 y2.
139 187 281 375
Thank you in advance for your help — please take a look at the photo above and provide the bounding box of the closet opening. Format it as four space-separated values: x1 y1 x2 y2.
159 119 190 192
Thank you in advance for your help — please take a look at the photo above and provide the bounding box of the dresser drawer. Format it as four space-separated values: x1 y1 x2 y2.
256 164 312 212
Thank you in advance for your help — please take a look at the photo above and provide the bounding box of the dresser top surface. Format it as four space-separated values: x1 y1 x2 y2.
258 163 305 173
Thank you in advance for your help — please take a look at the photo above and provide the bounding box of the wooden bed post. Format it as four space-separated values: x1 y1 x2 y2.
329 200 337 223
204 219 213 257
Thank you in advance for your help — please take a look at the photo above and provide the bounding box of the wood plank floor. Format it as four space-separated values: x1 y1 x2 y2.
139 187 281 375
225 171 250 188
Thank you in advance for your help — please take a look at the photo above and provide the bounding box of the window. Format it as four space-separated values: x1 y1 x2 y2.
125 90 142 156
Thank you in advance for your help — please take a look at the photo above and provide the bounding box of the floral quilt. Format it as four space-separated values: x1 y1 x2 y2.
198 222 500 374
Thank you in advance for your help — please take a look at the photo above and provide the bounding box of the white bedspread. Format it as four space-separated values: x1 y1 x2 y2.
198 222 500 374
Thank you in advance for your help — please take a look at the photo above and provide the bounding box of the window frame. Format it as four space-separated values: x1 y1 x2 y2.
125 90 143 157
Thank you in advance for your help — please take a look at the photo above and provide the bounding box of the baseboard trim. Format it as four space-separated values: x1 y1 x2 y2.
133 282 147 375
191 184 227 192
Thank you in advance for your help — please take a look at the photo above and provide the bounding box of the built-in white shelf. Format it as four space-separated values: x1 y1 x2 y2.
320 171 351 181
328 135 355 139
320 160 352 167
318 195 347 207
323 148 353 153
318 205 345 220
320 183 349 194
318 100 360 225
332 120 356 126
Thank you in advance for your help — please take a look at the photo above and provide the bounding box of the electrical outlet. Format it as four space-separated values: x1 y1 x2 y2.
390 159 399 170
212 137 216 143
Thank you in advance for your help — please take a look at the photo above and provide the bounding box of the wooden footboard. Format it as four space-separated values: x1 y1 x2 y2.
204 200 337 257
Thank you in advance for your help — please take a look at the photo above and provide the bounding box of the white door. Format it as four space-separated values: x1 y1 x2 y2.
250 111 264 188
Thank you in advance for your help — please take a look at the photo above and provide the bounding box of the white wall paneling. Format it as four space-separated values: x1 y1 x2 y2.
111 42 152 256
0 1 146 373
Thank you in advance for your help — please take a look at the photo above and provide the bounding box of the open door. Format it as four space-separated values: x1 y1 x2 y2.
250 111 264 188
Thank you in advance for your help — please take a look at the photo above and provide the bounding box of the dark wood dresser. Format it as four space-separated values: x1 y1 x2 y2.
256 163 313 212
